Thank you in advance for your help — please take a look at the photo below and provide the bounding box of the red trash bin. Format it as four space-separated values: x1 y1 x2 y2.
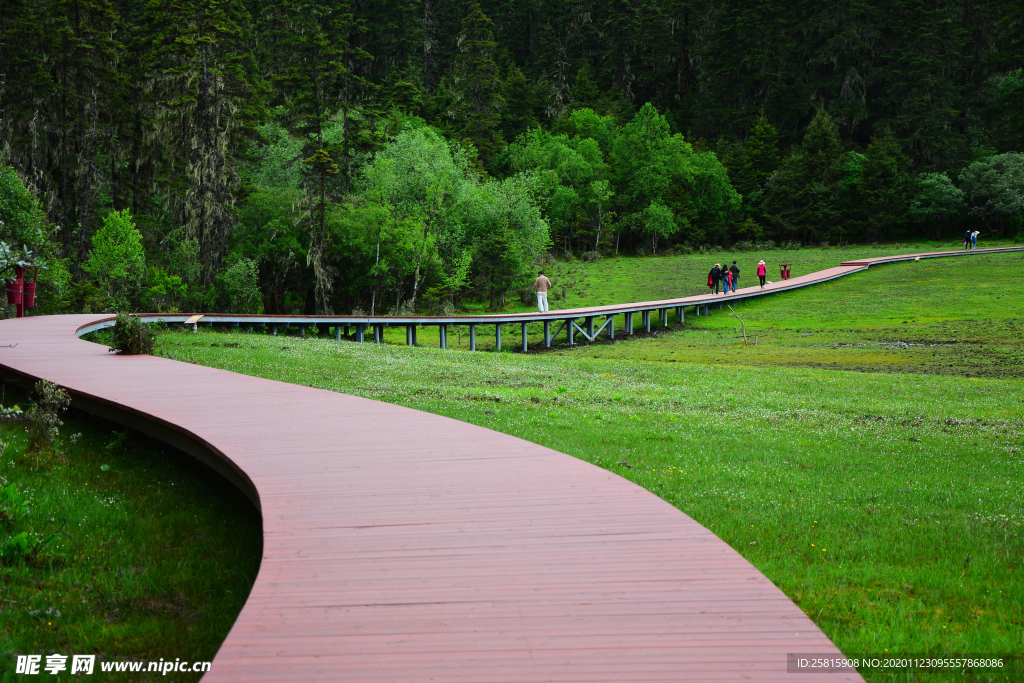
779 263 792 280
5 278 22 305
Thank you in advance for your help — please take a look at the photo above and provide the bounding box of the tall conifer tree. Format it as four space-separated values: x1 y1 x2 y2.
452 2 503 167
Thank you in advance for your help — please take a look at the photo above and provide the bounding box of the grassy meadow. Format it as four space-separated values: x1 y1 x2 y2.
154 244 1024 681
0 396 262 682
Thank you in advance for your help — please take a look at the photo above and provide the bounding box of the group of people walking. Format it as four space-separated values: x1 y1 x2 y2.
964 230 980 250
707 260 768 295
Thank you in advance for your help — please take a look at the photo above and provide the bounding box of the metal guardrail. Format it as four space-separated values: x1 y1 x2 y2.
76 246 1024 351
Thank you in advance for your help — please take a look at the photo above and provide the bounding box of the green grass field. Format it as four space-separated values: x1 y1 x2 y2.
154 246 1024 681
0 399 261 682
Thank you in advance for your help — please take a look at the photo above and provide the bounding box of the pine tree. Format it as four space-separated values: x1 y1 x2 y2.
452 2 503 168
144 0 262 282
265 0 374 312
856 127 910 240
743 114 781 190
763 108 846 242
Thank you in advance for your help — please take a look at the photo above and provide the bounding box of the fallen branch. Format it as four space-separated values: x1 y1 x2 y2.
726 305 747 346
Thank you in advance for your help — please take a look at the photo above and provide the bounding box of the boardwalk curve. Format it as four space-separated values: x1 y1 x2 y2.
5 248 1015 681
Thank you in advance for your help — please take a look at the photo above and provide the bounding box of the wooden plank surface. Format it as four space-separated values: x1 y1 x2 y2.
0 313 861 681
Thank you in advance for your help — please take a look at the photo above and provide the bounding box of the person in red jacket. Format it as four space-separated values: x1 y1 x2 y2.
708 264 721 294
757 260 767 288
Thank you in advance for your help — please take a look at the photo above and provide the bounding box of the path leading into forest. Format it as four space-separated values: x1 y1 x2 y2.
6 248 1016 681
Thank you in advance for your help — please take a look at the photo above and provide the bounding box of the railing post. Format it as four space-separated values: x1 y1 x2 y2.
495 324 501 351
439 325 447 349
521 323 528 352
544 320 551 347
470 324 477 350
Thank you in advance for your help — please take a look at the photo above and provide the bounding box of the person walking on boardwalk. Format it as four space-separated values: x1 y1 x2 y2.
964 229 972 249
729 261 740 292
722 265 731 294
971 230 979 250
757 260 767 288
532 270 552 312
708 264 722 294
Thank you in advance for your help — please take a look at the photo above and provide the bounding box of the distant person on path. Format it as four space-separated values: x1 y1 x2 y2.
729 261 740 291
964 229 972 250
708 264 721 294
757 260 767 288
532 270 552 312
971 231 979 250
722 266 731 294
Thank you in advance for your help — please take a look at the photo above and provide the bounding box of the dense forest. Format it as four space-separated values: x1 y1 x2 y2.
0 0 1022 315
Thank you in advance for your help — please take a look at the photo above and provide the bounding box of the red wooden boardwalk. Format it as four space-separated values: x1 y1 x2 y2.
4 248 1009 681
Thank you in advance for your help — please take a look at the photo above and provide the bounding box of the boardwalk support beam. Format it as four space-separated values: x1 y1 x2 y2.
543 321 551 347
521 323 528 352
470 324 476 351
439 325 447 349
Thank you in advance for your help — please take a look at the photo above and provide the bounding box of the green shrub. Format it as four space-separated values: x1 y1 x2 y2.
109 312 155 355
0 482 29 527
28 380 70 450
